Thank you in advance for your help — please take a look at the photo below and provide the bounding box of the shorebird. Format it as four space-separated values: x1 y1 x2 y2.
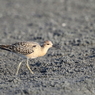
0 41 53 75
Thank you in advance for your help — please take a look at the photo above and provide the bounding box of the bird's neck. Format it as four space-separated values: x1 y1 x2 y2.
39 46 49 57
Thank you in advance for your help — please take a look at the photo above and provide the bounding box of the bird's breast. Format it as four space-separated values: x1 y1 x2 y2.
26 50 46 59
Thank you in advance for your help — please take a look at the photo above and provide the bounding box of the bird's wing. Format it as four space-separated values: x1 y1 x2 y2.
0 42 39 55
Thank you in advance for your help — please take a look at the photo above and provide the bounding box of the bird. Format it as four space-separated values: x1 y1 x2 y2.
0 40 53 75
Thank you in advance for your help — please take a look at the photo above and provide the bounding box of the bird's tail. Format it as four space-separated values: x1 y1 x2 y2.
0 45 11 51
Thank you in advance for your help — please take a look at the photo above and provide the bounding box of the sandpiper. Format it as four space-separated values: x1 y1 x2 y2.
0 41 53 75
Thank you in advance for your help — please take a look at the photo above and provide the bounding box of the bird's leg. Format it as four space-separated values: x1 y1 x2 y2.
26 58 34 74
16 60 23 75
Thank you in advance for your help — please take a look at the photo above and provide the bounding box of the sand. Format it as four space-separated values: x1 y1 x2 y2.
0 0 95 95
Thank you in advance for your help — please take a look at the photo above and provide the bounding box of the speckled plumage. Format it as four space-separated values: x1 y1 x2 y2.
0 42 40 55
0 41 53 75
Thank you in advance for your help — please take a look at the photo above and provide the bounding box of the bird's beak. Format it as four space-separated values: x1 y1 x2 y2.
52 44 56 47
52 44 60 49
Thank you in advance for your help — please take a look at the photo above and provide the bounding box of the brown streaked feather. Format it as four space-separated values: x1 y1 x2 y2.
0 45 11 52
0 42 40 55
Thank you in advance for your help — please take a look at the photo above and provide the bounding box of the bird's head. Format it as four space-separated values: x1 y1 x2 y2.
43 41 53 48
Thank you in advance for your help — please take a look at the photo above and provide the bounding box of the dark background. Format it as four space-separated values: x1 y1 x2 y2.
0 0 95 95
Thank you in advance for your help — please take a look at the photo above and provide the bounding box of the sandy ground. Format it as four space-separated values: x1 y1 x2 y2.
0 0 95 95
